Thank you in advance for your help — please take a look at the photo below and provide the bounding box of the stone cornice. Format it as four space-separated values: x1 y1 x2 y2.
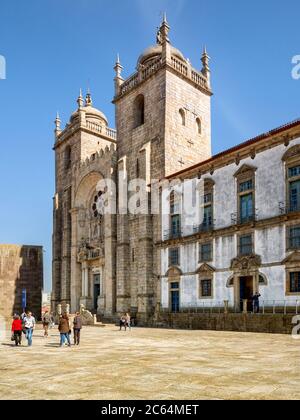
166 122 300 182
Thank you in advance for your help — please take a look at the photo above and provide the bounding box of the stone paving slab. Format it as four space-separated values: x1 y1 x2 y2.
0 325 299 400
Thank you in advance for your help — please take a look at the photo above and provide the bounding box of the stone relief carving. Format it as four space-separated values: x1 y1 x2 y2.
231 254 262 271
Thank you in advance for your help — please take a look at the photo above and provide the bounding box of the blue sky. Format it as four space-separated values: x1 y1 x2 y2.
0 0 299 292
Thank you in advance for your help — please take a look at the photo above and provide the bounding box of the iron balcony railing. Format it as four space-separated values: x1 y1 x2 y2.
164 223 215 241
279 202 300 214
159 300 300 315
231 212 257 225
164 229 183 241
193 222 214 234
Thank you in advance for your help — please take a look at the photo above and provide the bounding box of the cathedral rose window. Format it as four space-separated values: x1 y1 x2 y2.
92 191 104 218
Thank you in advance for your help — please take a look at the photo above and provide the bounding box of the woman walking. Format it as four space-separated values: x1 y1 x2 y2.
11 315 22 346
125 313 131 331
23 311 36 347
58 313 71 347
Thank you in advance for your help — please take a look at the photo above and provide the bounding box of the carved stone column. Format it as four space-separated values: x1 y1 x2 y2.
85 267 89 297
81 266 85 297
70 207 80 313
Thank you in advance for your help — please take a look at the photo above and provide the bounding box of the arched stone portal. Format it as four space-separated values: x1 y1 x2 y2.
230 254 262 312
71 171 106 314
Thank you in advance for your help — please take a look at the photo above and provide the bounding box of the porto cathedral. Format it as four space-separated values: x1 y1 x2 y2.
52 17 300 323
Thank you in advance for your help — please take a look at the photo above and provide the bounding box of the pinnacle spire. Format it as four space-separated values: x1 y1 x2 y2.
114 53 123 76
54 111 61 133
201 45 210 69
201 46 211 88
156 13 170 45
77 88 84 109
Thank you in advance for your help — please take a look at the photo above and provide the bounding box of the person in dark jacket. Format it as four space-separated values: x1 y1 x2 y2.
119 314 127 331
58 313 71 347
73 312 83 345
11 315 22 346
252 292 261 313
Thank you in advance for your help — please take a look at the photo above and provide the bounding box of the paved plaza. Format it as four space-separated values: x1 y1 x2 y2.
0 325 299 400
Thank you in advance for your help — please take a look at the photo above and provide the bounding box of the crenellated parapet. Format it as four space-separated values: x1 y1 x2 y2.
72 143 117 180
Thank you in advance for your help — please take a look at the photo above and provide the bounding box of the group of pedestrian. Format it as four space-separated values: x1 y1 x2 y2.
11 309 132 348
58 312 82 347
11 311 36 347
119 313 131 331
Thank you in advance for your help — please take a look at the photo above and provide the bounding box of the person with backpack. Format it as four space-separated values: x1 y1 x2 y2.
11 315 23 346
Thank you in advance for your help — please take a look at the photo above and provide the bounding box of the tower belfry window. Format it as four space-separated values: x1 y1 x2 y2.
134 95 145 128
196 118 202 135
64 146 71 170
179 109 186 126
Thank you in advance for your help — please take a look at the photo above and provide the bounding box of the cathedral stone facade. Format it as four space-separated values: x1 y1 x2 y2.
52 17 300 322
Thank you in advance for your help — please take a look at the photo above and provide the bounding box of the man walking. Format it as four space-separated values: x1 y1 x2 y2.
23 311 36 347
252 292 261 313
119 314 127 331
42 311 51 338
73 312 83 346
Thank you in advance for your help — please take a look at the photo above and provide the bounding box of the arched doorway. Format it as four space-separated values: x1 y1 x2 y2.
230 254 262 312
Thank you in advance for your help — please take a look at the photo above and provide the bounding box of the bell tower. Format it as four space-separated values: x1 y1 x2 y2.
113 16 213 321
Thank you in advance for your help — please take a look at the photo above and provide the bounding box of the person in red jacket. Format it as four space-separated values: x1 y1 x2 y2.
11 315 23 346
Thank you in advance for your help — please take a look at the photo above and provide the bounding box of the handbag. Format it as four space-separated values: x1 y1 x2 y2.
11 333 15 341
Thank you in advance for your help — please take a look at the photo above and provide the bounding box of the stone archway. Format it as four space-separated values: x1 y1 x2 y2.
230 254 262 311
70 171 106 314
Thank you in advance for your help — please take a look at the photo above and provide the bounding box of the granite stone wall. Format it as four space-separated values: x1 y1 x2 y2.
0 245 43 320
